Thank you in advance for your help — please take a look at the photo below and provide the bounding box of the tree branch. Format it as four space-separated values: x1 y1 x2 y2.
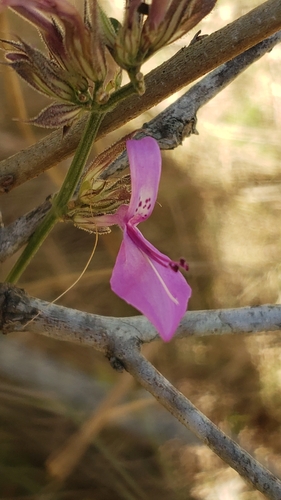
1 30 280 263
101 30 281 178
1 282 281 499
1 283 281 345
122 350 281 500
0 199 51 263
0 0 280 193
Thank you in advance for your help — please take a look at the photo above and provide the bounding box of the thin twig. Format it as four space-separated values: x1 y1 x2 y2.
0 0 280 193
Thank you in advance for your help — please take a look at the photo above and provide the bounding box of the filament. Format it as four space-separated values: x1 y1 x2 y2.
52 228 99 304
23 227 99 329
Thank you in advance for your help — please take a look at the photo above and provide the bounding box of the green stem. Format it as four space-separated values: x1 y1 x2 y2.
6 210 58 284
6 111 104 284
53 112 105 212
99 81 136 113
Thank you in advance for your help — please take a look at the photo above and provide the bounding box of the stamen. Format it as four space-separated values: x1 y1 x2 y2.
23 228 99 329
170 262 179 272
128 226 170 268
170 258 189 272
52 228 99 303
179 258 189 271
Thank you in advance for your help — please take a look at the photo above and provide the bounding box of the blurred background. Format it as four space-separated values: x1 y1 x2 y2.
1 1 281 498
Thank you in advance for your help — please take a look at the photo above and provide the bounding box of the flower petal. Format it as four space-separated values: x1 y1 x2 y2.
92 204 129 229
126 137 161 224
147 0 172 30
110 227 191 341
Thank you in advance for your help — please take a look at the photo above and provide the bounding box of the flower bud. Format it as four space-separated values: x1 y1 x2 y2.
102 0 217 93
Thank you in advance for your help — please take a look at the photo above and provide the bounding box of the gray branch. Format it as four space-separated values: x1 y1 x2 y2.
146 30 281 148
1 31 281 263
1 283 281 349
1 282 281 499
103 30 281 177
122 350 281 500
0 199 51 263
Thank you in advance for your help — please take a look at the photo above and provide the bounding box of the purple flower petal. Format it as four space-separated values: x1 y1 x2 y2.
93 204 129 229
126 137 161 224
94 137 193 341
147 0 171 30
111 225 191 342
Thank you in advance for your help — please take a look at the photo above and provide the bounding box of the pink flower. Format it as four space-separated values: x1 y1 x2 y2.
96 137 192 341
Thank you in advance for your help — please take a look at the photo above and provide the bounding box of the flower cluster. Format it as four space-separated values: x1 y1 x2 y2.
0 0 122 128
70 137 192 341
0 0 217 123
